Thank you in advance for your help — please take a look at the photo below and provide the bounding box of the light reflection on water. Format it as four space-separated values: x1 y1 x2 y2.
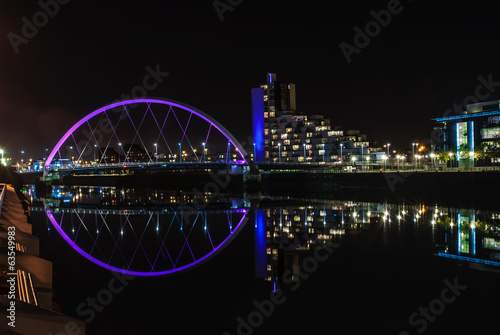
23 185 500 278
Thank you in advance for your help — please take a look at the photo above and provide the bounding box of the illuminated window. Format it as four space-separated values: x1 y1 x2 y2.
481 127 500 139
457 122 468 146
286 128 292 133
292 145 299 150
281 134 288 139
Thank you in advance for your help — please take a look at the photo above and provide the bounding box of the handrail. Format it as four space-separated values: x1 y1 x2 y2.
0 183 7 217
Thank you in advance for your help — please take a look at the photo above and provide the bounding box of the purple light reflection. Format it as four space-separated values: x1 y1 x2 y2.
45 208 248 276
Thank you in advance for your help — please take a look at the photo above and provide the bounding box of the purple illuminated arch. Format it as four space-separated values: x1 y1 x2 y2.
45 208 248 276
45 98 248 168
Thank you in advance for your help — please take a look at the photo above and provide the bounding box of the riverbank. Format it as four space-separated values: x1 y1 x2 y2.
261 170 500 206
0 183 85 334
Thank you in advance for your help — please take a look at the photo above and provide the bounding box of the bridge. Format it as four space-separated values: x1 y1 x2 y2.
38 98 255 182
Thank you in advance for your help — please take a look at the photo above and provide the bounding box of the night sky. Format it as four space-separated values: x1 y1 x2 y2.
1 0 500 161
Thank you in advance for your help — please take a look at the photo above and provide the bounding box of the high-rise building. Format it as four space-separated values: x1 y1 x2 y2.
252 73 371 163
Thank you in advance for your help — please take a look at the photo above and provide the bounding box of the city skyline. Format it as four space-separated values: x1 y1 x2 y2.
2 1 500 160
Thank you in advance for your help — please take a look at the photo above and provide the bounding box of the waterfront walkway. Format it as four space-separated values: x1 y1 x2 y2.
0 183 85 334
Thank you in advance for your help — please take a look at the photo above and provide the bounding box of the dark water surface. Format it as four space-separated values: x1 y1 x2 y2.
25 185 500 334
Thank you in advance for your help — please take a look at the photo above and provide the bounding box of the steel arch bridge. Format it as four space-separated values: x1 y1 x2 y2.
45 98 249 170
42 98 252 276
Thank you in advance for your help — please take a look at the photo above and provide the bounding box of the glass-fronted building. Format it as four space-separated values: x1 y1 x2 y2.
433 100 500 162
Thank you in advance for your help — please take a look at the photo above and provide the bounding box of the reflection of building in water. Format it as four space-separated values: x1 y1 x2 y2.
255 202 500 288
44 185 247 209
257 202 377 288
437 208 500 266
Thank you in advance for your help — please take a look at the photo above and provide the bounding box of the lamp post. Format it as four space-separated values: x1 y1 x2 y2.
203 142 207 163
366 156 370 170
448 152 454 168
396 155 401 170
154 143 158 163
386 143 391 169
253 143 256 162
178 143 181 162
303 143 306 163
382 154 388 171
412 142 418 167
340 143 343 164
430 153 436 170
118 143 122 164
322 143 325 162
200 142 206 163
278 143 281 163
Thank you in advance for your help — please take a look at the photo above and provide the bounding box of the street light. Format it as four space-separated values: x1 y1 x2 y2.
382 154 388 171
253 143 256 162
415 154 421 169
278 143 281 163
154 143 158 163
339 143 343 164
430 153 436 170
396 155 401 170
412 142 418 166
202 142 206 163
448 152 454 168
322 143 325 162
303 143 306 162
469 151 475 169
118 143 122 164
178 143 182 162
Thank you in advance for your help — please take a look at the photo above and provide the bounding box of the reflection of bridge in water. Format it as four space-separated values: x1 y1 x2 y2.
37 204 248 276
24 182 500 279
